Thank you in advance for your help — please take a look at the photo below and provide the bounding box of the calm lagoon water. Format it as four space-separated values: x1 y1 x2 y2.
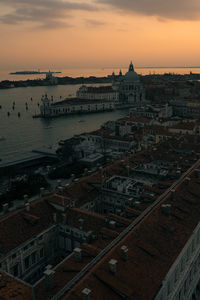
0 84 128 160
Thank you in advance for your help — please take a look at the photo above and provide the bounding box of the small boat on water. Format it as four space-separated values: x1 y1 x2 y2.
78 119 85 123
0 136 5 141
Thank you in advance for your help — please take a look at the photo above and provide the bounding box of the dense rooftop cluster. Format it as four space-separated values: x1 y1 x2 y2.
0 134 200 299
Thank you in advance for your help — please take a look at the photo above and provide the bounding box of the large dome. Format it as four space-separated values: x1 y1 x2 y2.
124 62 139 82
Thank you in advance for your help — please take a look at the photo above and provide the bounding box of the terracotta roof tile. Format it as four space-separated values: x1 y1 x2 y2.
85 86 115 94
47 194 72 208
100 227 119 239
0 272 33 300
64 208 105 233
0 199 55 255
171 122 196 130
63 172 200 300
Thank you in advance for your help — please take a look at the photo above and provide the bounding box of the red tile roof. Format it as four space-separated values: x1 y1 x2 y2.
60 180 98 207
100 227 119 239
107 213 131 226
85 86 115 94
170 122 196 131
0 199 55 255
89 129 114 137
63 173 200 300
118 116 151 124
1 137 200 299
64 208 105 233
0 272 33 300
47 193 72 208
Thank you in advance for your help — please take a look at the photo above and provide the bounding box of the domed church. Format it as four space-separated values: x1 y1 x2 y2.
113 62 145 106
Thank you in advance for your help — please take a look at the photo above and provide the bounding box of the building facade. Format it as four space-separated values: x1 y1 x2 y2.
155 221 200 300
113 62 146 106
76 85 117 101
40 97 114 117
39 62 146 118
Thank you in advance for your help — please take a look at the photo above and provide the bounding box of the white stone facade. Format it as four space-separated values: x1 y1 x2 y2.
85 133 136 153
76 85 117 101
155 221 200 300
40 97 114 117
130 104 173 119
0 226 58 284
113 62 146 106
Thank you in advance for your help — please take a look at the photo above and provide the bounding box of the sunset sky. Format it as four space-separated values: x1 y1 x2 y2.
0 0 200 70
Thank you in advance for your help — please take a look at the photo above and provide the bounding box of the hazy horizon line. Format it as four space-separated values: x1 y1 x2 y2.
4 65 200 71
104 66 200 69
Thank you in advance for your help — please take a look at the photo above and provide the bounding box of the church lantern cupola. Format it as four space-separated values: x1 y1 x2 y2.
129 61 134 72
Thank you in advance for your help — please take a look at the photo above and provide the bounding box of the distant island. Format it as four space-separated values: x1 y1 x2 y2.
0 74 112 89
10 71 61 75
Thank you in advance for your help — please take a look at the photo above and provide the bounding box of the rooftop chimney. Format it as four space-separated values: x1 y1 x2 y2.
45 264 52 270
2 203 8 214
79 218 84 230
134 201 140 209
70 200 76 208
40 187 45 196
109 220 116 229
121 245 128 261
128 198 133 207
109 259 117 274
194 169 200 178
82 288 91 300
62 213 67 224
24 194 28 203
58 186 64 193
57 179 62 186
53 213 57 223
116 209 121 215
161 204 171 216
44 269 55 290
171 189 175 200
25 203 30 212
185 177 191 185
74 248 82 262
